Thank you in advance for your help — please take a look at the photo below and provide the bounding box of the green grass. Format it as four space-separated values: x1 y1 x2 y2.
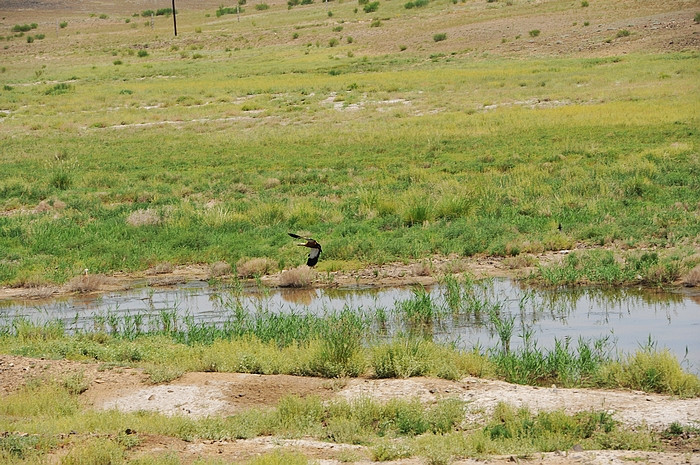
0 376 660 464
533 249 699 286
0 0 697 286
2 304 699 396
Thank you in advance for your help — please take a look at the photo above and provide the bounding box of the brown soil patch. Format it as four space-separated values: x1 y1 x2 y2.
0 251 564 302
3 354 699 464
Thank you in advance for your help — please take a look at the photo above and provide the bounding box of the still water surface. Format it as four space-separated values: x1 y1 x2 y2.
2 279 698 373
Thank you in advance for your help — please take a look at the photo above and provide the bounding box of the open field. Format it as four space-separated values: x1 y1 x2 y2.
0 0 699 288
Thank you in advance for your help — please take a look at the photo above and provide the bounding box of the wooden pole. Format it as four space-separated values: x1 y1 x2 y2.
171 0 177 36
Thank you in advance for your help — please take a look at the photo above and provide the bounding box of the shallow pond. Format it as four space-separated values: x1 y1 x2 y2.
1 279 699 373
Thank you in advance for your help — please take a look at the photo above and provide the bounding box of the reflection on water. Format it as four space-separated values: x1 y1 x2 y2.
1 279 698 373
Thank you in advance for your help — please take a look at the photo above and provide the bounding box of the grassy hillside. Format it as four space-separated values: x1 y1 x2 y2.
0 0 698 285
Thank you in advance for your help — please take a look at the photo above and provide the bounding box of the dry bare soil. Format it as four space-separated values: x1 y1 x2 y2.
2 354 699 464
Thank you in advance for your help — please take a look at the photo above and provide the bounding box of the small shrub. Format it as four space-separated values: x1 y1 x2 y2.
329 38 339 47
65 273 109 293
399 44 407 51
581 0 588 6
255 3 270 9
682 264 700 287
137 49 148 57
113 59 122 65
99 14 109 19
148 262 174 275
370 18 382 27
405 0 429 8
62 372 89 395
363 1 380 13
45 83 72 96
529 29 540 37
372 440 413 461
12 24 32 32
695 12 700 23
236 257 277 278
433 32 447 42
616 29 631 38
26 35 34 43
144 364 184 384
216 6 238 17
411 262 431 276
60 21 68 28
279 266 314 287
292 32 299 39
210 261 232 277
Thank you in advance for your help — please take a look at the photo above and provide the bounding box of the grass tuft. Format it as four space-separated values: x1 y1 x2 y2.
236 257 277 278
279 266 315 287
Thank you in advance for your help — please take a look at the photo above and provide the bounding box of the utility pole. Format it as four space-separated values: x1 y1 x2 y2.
172 0 177 36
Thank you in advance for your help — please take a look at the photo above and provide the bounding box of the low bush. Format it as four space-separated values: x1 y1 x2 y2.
405 0 429 8
363 1 380 12
279 266 315 287
236 257 277 277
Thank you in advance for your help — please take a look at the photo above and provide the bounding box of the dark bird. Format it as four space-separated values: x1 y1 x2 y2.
288 233 322 267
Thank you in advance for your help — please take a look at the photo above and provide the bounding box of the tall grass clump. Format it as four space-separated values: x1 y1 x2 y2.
372 337 492 379
308 310 368 377
492 332 612 387
536 250 687 286
395 286 439 327
0 380 79 418
61 438 125 465
598 345 700 397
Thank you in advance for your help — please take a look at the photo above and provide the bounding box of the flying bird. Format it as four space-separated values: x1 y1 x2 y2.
288 233 322 267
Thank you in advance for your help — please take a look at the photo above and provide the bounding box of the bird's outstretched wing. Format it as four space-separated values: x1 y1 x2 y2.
288 232 306 240
307 248 321 267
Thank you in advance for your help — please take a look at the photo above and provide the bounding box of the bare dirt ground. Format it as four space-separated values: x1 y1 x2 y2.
2 353 699 464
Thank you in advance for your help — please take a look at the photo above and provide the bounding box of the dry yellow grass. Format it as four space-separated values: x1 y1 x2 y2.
279 266 315 287
682 264 700 287
236 257 277 278
126 209 161 227
209 261 232 277
64 273 110 293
